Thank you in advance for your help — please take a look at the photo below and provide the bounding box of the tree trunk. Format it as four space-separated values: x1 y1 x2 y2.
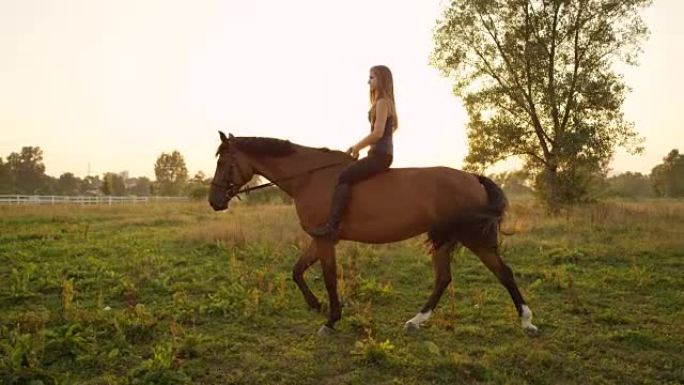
544 165 560 213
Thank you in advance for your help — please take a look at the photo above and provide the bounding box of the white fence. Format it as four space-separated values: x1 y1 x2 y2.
0 195 190 205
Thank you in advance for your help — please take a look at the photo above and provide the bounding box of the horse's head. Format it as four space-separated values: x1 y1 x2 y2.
209 131 255 211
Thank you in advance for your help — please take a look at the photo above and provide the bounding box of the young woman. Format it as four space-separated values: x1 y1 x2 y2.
309 65 398 238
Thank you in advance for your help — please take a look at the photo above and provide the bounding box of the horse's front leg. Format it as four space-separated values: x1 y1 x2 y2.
292 240 321 311
315 239 340 336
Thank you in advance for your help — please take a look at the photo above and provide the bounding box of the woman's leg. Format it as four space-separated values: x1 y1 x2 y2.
309 154 392 238
338 153 392 185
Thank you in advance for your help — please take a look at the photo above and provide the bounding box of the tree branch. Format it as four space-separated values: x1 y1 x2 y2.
518 151 548 166
524 3 533 98
548 1 562 133
526 0 550 57
476 8 552 160
463 33 531 115
560 0 586 131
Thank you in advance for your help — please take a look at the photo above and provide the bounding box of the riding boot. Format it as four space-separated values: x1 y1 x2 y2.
308 183 351 239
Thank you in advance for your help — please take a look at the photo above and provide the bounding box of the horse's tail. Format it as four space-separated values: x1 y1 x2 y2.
427 174 508 251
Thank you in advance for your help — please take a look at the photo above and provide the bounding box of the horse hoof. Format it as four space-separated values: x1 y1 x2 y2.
317 325 334 337
404 322 420 332
524 324 539 337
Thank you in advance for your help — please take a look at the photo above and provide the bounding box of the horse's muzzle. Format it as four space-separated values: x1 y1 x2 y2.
208 192 230 211
209 182 235 211
210 201 228 211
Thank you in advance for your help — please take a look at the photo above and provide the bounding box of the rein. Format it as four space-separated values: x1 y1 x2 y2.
237 161 344 195
213 160 346 199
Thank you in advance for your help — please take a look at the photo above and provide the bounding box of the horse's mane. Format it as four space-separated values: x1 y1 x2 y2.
229 137 345 158
233 137 297 157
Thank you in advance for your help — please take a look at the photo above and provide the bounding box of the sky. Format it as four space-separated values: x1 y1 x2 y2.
0 0 682 179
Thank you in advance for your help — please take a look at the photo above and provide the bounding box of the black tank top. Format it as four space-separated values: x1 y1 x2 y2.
368 112 394 156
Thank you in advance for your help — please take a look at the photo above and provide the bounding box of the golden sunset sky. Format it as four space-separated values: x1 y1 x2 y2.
1 0 682 179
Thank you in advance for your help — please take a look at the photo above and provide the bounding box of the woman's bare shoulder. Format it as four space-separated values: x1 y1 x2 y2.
374 98 390 113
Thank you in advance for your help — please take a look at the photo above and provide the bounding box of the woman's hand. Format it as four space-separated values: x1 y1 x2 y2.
346 146 360 160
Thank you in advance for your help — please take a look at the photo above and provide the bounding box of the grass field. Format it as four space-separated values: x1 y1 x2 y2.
1 199 683 384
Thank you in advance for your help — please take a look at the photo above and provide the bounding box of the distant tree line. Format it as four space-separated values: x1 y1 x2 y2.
490 149 684 199
1 146 680 201
0 146 211 198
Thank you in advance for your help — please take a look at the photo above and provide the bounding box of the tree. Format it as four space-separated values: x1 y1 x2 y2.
80 175 101 195
6 146 47 194
37 175 58 195
101 172 126 196
432 0 651 210
57 172 81 195
242 175 293 205
490 170 534 197
186 171 209 200
651 149 684 197
129 177 152 196
0 157 12 193
606 172 652 198
154 151 188 196
190 171 207 185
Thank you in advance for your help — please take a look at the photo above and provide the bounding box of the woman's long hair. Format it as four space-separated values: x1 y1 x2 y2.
369 65 399 130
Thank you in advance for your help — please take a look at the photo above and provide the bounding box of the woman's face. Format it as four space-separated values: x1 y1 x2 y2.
368 70 377 92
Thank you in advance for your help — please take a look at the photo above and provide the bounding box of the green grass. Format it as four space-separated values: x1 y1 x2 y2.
1 200 683 384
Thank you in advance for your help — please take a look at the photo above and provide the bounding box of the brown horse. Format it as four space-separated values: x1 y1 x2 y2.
209 132 538 335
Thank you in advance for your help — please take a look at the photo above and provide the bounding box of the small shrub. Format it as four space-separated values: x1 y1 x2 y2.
128 343 189 385
546 247 586 265
199 283 247 318
18 310 50 334
45 323 89 360
114 304 157 344
357 277 393 302
346 311 374 336
351 335 395 366
9 263 38 299
0 329 43 373
175 331 206 359
61 279 75 314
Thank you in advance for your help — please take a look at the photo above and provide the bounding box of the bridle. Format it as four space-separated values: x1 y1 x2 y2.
211 149 248 200
211 148 344 200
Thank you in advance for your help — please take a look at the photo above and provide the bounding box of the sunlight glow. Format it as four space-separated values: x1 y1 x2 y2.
0 0 681 178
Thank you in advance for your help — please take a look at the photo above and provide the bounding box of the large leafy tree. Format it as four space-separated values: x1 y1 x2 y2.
651 149 684 197
432 0 651 209
154 151 188 196
5 146 47 194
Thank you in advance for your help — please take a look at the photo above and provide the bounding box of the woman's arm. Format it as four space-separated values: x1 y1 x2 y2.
348 99 389 159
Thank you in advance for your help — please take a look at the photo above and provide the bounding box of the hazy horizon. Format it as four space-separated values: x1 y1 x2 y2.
1 0 682 180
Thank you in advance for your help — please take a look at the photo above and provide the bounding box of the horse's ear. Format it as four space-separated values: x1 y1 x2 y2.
229 133 235 139
219 131 228 143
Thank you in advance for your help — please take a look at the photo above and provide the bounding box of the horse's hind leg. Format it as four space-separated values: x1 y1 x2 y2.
465 243 538 334
404 243 455 331
292 240 321 311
